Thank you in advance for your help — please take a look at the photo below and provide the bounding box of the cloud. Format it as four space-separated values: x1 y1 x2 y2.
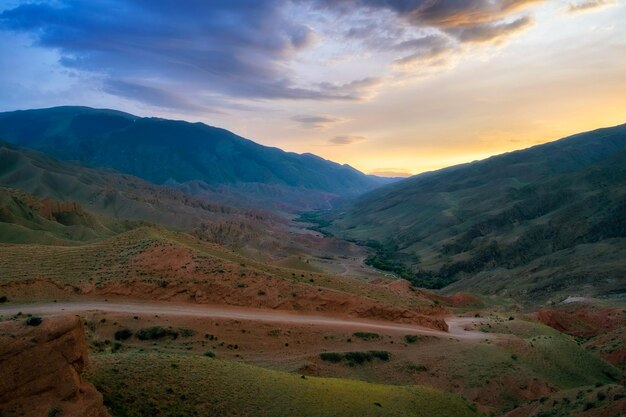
0 0 378 110
0 0 549 111
567 0 617 13
315 0 544 72
329 135 367 145
446 16 534 44
102 79 212 113
292 114 346 129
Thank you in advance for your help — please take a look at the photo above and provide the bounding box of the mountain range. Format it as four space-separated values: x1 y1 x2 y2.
0 106 390 210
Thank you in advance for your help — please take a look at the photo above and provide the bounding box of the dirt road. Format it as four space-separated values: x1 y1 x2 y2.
0 301 490 340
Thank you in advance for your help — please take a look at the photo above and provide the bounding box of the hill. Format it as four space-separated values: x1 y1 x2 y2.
325 124 626 304
87 352 480 417
0 106 388 208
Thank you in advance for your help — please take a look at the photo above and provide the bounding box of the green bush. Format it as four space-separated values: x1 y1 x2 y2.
320 352 343 363
404 335 422 344
114 328 133 341
179 328 195 338
135 326 179 340
204 350 216 358
26 316 43 326
0 295 8 303
320 351 390 365
352 332 380 340
47 407 62 417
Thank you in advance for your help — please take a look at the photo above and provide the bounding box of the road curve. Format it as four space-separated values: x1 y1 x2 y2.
0 301 490 340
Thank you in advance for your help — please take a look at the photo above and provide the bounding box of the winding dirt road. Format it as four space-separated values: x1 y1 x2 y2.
0 301 490 340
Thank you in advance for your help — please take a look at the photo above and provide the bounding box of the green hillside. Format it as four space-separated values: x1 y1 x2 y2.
0 107 388 200
87 352 480 417
326 124 626 303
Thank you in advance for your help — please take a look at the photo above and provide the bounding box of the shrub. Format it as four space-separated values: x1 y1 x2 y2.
204 350 216 358
135 326 178 340
344 351 371 364
370 351 391 361
0 296 8 303
353 332 380 340
320 351 390 365
404 335 422 344
26 316 43 326
583 401 595 411
114 328 133 341
179 328 195 338
406 363 428 372
320 352 343 363
48 407 62 417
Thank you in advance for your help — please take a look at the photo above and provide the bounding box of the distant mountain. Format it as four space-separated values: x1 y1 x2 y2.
326 124 626 303
0 107 388 204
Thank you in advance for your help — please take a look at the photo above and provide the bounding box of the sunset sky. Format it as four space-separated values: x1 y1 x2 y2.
1 0 625 176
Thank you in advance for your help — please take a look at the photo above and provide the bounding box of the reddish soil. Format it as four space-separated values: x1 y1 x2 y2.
1 277 449 331
0 316 110 417
535 305 625 338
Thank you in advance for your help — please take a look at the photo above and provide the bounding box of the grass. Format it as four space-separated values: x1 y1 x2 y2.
86 351 480 417
482 318 622 387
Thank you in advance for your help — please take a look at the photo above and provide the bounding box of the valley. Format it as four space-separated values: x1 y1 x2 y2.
0 108 625 417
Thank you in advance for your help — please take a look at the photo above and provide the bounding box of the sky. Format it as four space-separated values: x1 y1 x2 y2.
1 1 625 176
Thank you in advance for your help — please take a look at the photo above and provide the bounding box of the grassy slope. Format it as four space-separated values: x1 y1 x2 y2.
327 124 626 303
0 143 269 234
86 352 480 417
0 226 435 310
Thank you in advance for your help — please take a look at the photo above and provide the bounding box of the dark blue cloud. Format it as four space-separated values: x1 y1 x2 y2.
0 0 544 111
0 0 377 110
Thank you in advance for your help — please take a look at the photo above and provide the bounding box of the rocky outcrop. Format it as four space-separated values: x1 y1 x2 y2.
0 315 110 417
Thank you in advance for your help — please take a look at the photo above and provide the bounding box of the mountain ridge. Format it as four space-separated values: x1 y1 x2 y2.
0 106 390 202
325 122 626 303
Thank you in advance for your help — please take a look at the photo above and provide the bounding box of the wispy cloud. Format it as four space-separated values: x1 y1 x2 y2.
329 135 367 145
292 114 346 129
568 0 617 13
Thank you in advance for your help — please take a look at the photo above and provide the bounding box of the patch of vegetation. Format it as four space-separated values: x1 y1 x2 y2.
135 326 179 340
320 350 391 365
352 332 380 341
0 295 8 303
114 328 133 341
364 240 455 289
179 328 195 338
294 211 334 237
404 335 423 344
319 352 343 363
203 350 216 358
26 316 43 326
47 407 62 417
406 363 428 373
